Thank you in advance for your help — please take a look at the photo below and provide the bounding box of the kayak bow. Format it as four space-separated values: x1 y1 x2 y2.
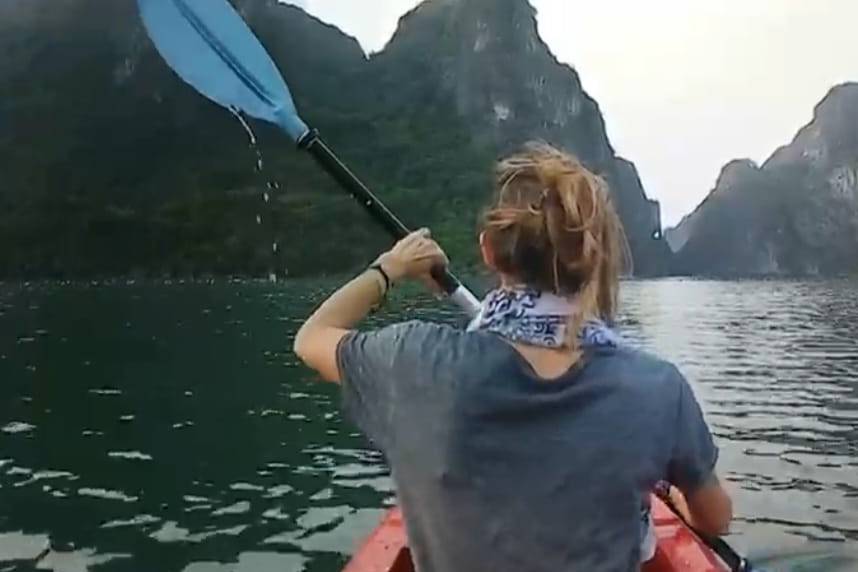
343 496 731 572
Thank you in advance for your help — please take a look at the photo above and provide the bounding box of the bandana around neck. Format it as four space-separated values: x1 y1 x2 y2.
467 287 621 350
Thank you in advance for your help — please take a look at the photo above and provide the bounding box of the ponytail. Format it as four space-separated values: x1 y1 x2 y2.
482 142 630 352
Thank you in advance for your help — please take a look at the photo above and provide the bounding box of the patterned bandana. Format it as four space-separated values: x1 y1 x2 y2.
467 287 621 349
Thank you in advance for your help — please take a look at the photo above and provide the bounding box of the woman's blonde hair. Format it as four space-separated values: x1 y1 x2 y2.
482 142 629 351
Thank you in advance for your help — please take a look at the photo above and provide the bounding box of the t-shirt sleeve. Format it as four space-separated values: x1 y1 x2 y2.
666 369 719 494
335 320 434 451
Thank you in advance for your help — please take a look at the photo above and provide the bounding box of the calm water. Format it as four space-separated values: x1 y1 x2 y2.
0 279 856 571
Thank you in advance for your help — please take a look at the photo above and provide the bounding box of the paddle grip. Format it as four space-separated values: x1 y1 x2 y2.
297 131 480 317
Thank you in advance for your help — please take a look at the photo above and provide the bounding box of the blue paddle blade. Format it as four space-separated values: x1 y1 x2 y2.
137 0 310 142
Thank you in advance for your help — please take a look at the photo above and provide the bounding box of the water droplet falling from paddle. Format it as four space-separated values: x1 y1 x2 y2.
229 107 286 281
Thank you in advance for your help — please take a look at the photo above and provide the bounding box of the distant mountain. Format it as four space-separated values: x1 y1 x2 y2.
372 0 668 273
0 0 668 279
669 83 858 277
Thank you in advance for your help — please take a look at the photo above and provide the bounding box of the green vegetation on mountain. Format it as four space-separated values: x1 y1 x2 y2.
0 0 668 279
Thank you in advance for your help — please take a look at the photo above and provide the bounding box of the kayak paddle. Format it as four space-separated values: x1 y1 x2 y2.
136 0 481 316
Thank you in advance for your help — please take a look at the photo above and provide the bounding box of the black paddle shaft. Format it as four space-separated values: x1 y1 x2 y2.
297 129 463 296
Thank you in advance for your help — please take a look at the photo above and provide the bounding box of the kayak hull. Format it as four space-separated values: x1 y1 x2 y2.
342 496 729 572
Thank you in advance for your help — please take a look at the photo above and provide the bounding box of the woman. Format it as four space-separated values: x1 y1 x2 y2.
294 143 732 571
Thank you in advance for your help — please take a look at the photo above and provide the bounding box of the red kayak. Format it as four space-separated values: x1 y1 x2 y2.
343 495 729 572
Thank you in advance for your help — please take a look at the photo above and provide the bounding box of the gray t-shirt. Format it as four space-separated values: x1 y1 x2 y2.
337 321 718 572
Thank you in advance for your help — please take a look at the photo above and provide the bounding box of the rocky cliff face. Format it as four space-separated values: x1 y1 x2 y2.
671 83 858 276
0 0 668 278
372 0 668 274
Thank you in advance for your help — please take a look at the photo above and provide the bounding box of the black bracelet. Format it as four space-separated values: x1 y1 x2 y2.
368 263 392 295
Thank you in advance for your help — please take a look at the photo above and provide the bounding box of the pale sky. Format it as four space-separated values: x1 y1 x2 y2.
283 0 858 226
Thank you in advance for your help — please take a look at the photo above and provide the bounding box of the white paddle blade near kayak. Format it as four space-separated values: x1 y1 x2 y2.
137 0 310 143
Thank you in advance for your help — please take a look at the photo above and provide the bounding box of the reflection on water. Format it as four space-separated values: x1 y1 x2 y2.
0 279 856 571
